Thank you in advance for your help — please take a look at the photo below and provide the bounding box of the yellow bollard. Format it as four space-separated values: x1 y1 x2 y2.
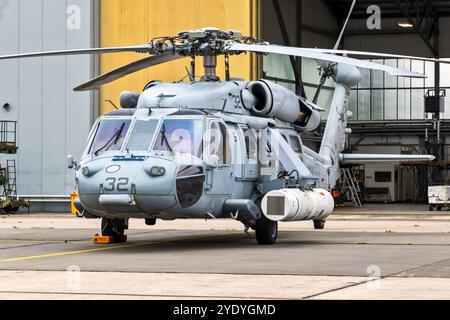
70 192 79 215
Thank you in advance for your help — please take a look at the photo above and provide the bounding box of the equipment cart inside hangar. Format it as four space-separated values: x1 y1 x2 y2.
428 185 450 211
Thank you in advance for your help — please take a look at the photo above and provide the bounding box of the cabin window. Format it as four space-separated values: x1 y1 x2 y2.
243 129 258 161
289 135 302 154
89 119 132 154
153 119 203 158
126 120 159 151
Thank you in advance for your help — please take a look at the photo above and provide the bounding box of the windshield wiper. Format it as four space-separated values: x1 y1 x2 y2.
160 122 173 153
94 122 126 156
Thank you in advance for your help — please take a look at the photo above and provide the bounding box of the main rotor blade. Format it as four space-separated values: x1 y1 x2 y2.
74 53 184 91
304 48 450 65
333 0 356 50
0 45 153 61
229 43 426 78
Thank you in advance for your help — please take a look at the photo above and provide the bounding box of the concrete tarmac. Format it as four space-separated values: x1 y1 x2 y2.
0 204 450 300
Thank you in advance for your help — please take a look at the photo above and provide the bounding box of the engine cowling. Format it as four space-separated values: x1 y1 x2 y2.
241 80 321 131
295 98 322 132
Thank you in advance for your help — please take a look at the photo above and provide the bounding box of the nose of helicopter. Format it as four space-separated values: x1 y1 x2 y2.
77 156 179 214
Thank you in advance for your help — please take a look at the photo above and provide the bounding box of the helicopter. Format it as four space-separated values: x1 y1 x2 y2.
0 3 445 245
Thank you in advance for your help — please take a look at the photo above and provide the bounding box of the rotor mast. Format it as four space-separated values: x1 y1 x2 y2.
202 55 219 81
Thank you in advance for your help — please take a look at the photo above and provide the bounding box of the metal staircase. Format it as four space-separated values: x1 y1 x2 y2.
341 167 363 208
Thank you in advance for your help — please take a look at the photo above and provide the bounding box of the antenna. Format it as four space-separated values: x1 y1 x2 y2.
314 0 356 103
185 66 194 82
333 0 357 50
105 99 119 110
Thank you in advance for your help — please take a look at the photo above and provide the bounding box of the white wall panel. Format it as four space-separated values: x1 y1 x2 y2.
0 0 94 211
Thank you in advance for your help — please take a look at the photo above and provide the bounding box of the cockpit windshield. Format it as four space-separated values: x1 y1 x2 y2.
153 119 203 158
89 119 131 155
126 119 159 151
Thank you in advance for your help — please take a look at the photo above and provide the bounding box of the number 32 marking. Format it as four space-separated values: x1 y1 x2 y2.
103 178 129 192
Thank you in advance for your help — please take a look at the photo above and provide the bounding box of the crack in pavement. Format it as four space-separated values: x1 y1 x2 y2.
302 255 450 299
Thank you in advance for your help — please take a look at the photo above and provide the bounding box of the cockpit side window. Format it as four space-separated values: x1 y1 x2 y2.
153 119 203 158
126 120 159 151
208 121 231 165
89 119 132 155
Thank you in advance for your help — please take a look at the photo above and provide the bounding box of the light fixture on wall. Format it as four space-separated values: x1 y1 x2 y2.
398 22 414 28
2 103 10 111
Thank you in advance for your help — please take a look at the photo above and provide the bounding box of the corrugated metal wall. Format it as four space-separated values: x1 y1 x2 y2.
0 0 95 211
99 0 259 114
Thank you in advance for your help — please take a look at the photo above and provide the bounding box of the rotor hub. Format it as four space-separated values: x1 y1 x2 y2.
149 27 264 58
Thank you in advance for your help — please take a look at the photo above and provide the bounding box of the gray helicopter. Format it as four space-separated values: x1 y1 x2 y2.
0 5 444 245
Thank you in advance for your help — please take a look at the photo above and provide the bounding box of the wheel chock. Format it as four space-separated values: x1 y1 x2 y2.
93 235 114 244
92 235 128 244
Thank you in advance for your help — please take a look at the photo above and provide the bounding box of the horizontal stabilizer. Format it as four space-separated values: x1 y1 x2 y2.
339 154 435 164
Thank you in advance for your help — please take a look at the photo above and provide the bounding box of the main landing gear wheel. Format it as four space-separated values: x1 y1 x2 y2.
255 215 278 245
101 218 127 243
314 220 326 230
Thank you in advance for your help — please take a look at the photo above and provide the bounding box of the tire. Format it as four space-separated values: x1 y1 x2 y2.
429 206 434 212
255 215 278 245
437 206 443 211
101 218 126 243
4 206 19 214
314 220 326 230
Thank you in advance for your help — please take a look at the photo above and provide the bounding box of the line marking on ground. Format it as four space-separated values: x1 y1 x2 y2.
0 243 149 262
0 232 240 263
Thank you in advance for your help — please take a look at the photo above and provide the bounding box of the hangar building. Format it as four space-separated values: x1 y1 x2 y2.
0 0 449 210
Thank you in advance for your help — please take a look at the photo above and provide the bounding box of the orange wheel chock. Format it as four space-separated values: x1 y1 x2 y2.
92 235 128 244
93 236 114 244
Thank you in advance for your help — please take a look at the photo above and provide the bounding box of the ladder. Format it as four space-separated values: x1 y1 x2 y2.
5 160 17 198
341 167 363 208
0 166 6 197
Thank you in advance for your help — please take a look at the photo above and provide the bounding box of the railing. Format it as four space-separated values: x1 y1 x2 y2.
20 195 70 203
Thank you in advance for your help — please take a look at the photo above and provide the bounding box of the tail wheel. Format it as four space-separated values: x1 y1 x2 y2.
255 215 278 245
314 220 326 230
101 218 126 243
